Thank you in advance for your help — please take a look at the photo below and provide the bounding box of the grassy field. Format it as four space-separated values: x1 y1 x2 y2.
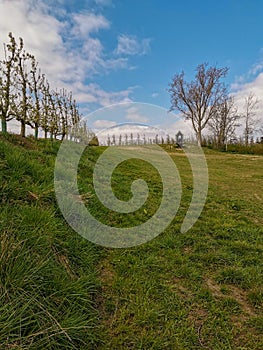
80 145 263 349
0 135 262 349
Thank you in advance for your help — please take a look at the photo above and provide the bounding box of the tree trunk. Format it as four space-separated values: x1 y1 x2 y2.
245 133 249 146
44 129 48 139
20 120 26 138
34 125 39 139
197 128 202 146
1 118 7 133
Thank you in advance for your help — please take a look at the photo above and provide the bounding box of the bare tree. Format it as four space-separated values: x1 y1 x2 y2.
68 92 80 139
0 32 83 139
130 132 133 145
209 96 240 148
118 134 122 146
0 32 17 133
107 135 111 146
168 63 228 145
40 76 52 139
73 120 96 144
48 89 60 140
12 37 32 137
242 92 260 146
55 89 69 140
28 55 42 139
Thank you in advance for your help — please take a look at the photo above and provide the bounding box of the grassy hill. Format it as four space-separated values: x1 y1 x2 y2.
0 134 262 349
0 134 104 349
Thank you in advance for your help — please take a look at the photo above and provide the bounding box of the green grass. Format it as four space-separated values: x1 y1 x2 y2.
81 147 262 349
0 134 104 349
204 142 263 155
1 134 262 349
225 143 263 155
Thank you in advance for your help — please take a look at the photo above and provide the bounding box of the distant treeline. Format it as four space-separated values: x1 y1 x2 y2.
0 32 92 141
202 134 263 155
103 132 184 147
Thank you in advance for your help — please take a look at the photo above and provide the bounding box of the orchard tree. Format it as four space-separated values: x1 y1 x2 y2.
68 92 80 137
56 89 69 140
40 76 52 139
13 37 32 137
49 90 60 140
168 63 228 145
72 120 96 144
0 32 86 139
28 55 43 139
0 32 17 133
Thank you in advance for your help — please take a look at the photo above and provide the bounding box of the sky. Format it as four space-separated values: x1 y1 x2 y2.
1 0 263 137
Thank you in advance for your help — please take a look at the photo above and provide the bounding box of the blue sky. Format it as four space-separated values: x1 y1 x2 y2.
97 0 263 106
1 0 263 133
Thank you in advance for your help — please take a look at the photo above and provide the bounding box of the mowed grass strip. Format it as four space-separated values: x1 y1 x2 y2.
80 146 262 350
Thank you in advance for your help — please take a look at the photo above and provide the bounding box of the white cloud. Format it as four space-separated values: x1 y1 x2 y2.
231 68 263 137
116 34 151 56
87 83 133 107
248 62 263 76
93 119 117 128
0 1 64 76
72 12 110 37
231 53 263 109
168 119 194 139
231 73 263 112
151 92 159 98
125 107 149 123
0 0 136 113
70 82 134 107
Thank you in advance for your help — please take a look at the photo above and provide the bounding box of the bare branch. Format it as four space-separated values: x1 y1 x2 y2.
168 63 228 145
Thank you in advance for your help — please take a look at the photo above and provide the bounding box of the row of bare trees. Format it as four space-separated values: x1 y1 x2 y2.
168 63 261 148
104 133 183 146
0 32 81 139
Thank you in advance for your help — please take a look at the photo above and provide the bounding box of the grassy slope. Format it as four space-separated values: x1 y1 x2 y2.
0 134 104 349
1 136 262 349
